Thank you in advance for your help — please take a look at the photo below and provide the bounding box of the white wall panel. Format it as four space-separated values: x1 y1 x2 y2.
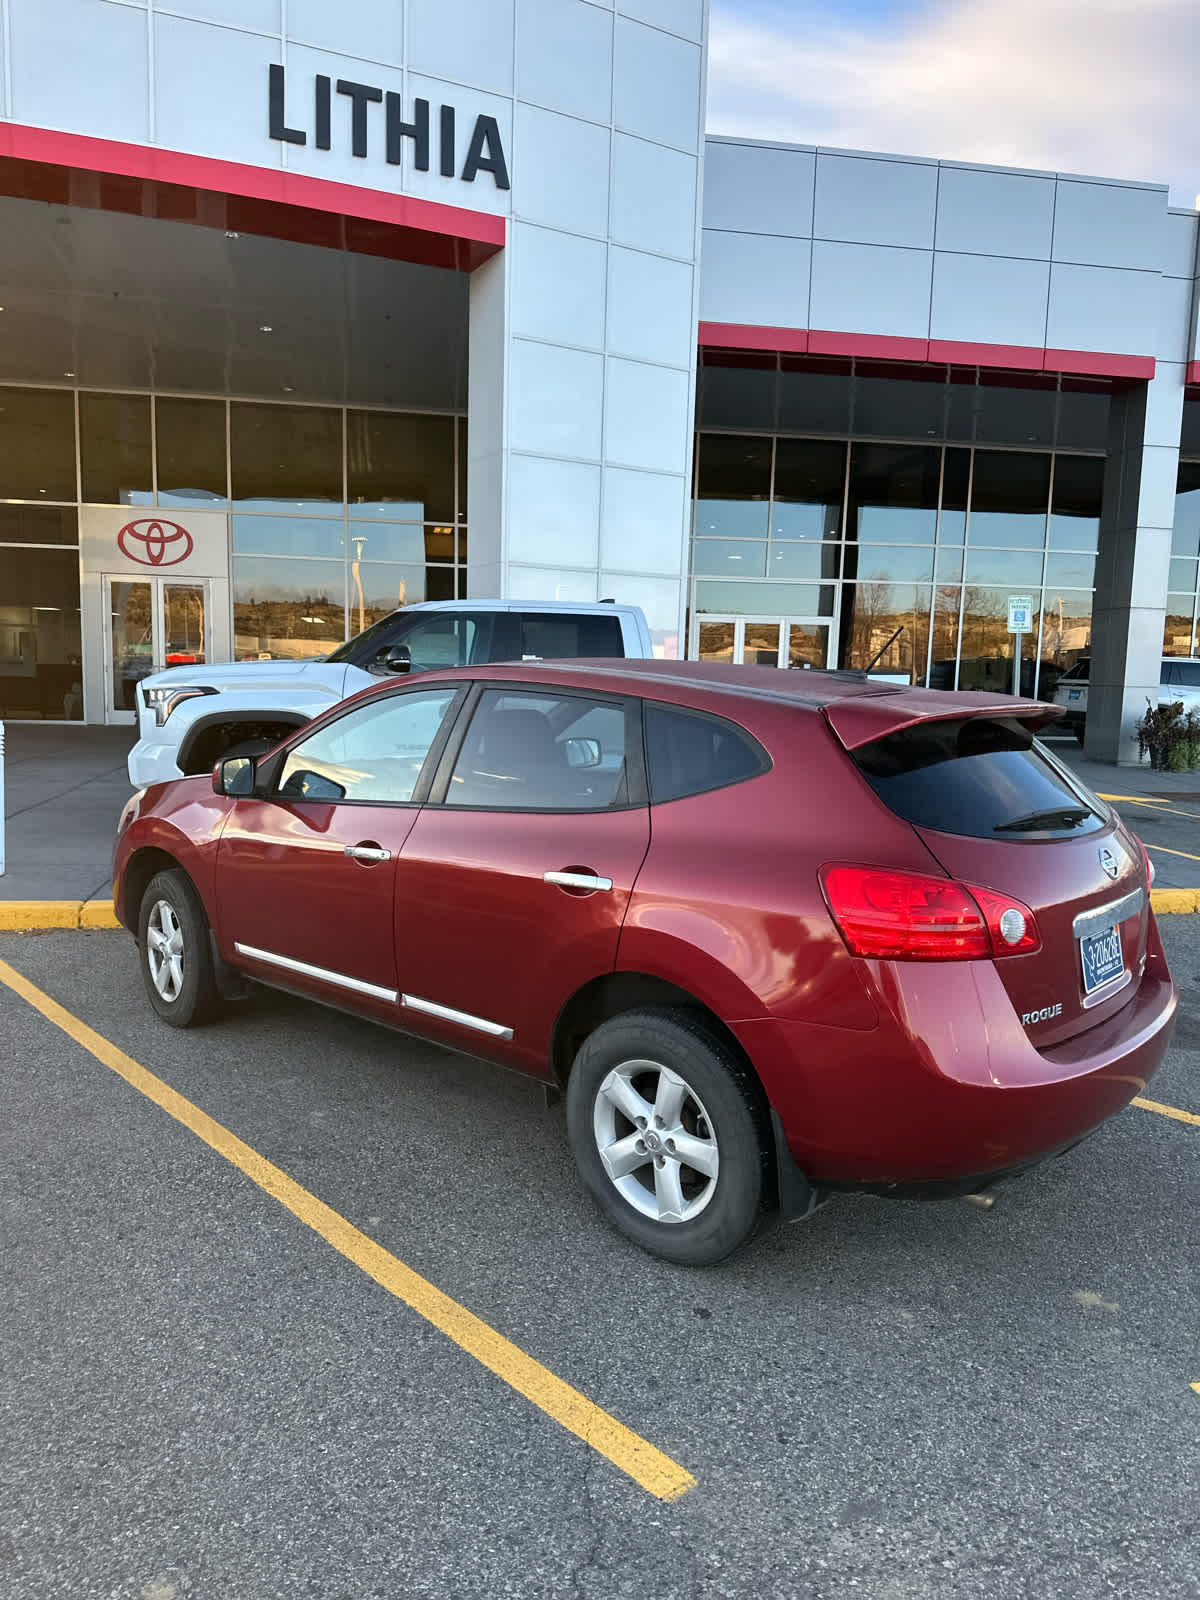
157 19 287 165
934 166 1054 260
814 153 938 250
1046 264 1159 356
286 0 404 67
1052 180 1168 273
507 455 601 567
515 0 612 125
1143 364 1187 449
810 240 932 338
600 467 688 575
509 340 605 460
930 252 1050 347
1155 275 1194 362
407 0 515 95
698 229 808 328
159 0 278 30
510 223 607 349
1163 211 1198 279
507 564 598 600
702 140 814 237
610 134 697 258
513 104 610 235
606 247 694 367
618 0 703 40
401 74 513 216
10 0 149 142
595 571 683 652
280 45 403 190
603 359 691 473
613 17 700 151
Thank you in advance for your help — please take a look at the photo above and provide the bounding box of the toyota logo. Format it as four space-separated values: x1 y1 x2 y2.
118 518 194 567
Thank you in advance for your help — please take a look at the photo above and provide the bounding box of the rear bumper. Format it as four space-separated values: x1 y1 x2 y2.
737 927 1176 1188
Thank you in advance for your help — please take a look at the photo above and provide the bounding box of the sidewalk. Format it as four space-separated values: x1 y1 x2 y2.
0 721 1196 922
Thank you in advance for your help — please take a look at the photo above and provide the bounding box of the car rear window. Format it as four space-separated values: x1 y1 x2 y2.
644 703 768 803
852 716 1106 839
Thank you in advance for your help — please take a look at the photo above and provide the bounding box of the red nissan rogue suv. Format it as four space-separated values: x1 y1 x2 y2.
113 661 1175 1264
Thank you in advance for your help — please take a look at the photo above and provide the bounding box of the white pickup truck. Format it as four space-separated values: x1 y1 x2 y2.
128 598 654 787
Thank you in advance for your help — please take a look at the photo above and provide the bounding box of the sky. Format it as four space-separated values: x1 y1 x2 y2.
706 0 1200 206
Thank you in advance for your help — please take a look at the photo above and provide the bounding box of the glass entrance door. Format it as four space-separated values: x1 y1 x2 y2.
104 576 209 722
692 616 830 670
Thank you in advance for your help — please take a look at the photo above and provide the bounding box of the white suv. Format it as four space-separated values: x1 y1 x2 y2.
1051 656 1200 742
128 599 654 787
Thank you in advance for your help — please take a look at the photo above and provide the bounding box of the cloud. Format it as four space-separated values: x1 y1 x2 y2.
708 0 1200 204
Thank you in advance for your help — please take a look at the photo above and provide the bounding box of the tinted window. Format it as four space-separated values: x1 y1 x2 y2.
519 613 623 659
447 690 628 811
644 704 767 803
1168 661 1200 687
278 688 457 803
1058 659 1089 682
854 717 1105 838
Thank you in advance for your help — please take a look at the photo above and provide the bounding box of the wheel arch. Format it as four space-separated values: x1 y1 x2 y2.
177 710 310 776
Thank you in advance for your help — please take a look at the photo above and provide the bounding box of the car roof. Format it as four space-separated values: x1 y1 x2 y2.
385 598 636 615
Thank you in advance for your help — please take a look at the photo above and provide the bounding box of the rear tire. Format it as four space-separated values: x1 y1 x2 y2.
138 869 221 1028
566 1009 768 1266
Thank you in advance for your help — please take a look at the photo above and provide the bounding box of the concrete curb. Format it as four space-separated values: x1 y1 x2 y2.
0 900 122 931
0 890 1197 933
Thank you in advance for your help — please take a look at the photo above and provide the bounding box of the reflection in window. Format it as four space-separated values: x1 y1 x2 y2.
964 548 1044 589
939 448 969 544
771 439 845 538
80 392 153 505
695 435 771 539
347 412 456 522
967 452 1050 547
1038 590 1093 684
279 688 458 804
233 516 344 557
840 582 931 683
1049 455 1102 552
695 580 834 615
232 556 346 660
848 443 940 544
1165 594 1197 657
156 397 228 506
926 587 961 688
0 546 83 719
448 689 629 811
768 543 840 581
694 539 768 578
0 388 76 501
231 403 343 509
847 545 935 585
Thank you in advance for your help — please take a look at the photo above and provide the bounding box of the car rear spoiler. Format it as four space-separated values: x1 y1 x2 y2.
822 691 1065 751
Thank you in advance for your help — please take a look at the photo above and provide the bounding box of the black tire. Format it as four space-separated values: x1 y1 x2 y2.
137 868 221 1028
566 1008 768 1266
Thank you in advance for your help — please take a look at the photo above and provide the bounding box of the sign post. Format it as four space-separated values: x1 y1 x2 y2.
1007 594 1034 696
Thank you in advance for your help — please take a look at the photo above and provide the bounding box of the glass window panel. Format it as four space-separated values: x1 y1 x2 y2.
845 545 934 584
1038 590 1093 682
347 411 455 522
1049 455 1103 551
155 397 227 506
0 546 83 718
422 524 459 563
768 542 840 581
697 434 771 500
964 547 1044 588
1044 552 1096 590
1169 558 1198 594
279 688 459 805
697 620 735 663
935 546 964 584
852 375 946 440
429 566 457 602
958 586 1018 691
348 521 427 565
840 582 931 683
0 505 77 545
1181 400 1200 457
973 377 1055 447
109 578 152 712
233 556 346 659
1164 595 1197 657
231 403 343 510
458 419 467 520
1056 386 1110 452
232 515 344 558
80 392 153 505
786 622 829 669
926 586 961 688
693 538 768 577
447 689 629 812
162 583 206 667
694 580 834 615
1172 464 1200 558
938 448 969 544
741 621 780 666
0 388 76 502
694 499 769 539
353 562 429 628
778 358 851 435
699 358 777 430
645 703 767 801
771 439 845 538
968 451 1051 547
848 443 939 544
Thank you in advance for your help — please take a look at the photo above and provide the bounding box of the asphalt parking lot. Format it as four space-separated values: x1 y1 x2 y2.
2 922 1198 1600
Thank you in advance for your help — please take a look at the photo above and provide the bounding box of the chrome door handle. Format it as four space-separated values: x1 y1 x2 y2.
544 870 613 892
345 844 392 863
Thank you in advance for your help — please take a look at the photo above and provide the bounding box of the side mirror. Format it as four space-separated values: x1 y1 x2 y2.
371 643 412 676
214 755 255 797
565 737 602 769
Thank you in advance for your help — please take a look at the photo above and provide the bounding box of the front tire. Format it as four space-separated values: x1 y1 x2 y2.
566 1009 768 1266
138 869 221 1028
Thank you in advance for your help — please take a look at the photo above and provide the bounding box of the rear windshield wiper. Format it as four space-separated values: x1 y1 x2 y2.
993 807 1093 833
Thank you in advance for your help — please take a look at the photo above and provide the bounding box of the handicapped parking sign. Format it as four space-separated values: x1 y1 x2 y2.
1007 594 1033 634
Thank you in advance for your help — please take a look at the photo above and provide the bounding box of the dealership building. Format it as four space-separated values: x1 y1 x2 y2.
1 0 1199 762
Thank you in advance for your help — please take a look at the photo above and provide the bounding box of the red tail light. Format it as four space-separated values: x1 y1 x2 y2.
821 865 1040 961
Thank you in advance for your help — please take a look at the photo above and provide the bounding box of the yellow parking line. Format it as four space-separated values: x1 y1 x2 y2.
1098 794 1200 823
1132 1096 1200 1128
0 956 696 1503
1144 842 1200 863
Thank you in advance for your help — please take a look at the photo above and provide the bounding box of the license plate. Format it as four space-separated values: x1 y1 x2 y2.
1080 924 1125 994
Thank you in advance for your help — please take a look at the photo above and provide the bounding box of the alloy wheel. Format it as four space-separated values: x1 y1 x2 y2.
592 1059 720 1224
145 898 185 1003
